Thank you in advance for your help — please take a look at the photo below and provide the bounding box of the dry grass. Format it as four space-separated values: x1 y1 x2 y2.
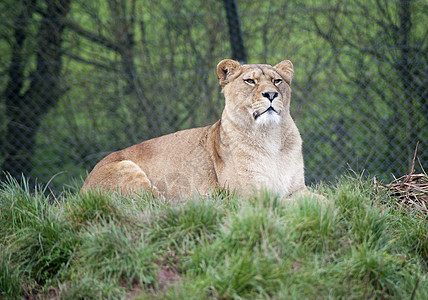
375 144 427 216
377 172 428 216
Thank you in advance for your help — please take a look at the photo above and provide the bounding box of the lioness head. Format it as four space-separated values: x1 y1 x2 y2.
217 59 294 127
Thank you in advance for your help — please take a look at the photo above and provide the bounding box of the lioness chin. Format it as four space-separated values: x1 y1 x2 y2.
82 59 311 199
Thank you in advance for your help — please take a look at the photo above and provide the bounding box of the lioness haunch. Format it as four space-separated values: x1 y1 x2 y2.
82 59 311 199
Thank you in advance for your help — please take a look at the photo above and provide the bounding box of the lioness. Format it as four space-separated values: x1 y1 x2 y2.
82 59 308 199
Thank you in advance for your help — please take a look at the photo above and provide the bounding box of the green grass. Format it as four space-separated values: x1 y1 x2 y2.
0 175 427 299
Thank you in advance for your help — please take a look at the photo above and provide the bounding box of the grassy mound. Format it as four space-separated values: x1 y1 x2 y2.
0 175 427 299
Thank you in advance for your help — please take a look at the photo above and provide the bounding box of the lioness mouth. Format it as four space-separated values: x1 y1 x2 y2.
253 106 277 120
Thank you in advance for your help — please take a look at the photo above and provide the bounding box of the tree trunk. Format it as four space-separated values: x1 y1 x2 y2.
2 0 72 182
395 0 427 169
223 0 247 63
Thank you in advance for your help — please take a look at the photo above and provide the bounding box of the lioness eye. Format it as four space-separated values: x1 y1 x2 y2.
274 79 282 86
244 79 256 86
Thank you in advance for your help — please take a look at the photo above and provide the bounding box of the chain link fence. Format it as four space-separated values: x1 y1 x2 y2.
1 0 427 191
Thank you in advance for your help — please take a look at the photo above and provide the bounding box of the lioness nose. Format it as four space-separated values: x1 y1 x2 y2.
262 92 278 101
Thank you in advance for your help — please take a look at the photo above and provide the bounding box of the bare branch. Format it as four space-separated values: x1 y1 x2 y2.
64 53 118 72
64 19 122 53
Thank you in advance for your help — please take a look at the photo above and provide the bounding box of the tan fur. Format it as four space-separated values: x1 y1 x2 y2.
81 59 308 199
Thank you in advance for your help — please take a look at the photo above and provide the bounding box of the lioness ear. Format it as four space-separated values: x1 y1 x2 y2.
274 60 294 85
216 59 241 87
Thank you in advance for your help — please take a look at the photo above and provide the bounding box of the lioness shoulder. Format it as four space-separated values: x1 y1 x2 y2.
82 59 308 199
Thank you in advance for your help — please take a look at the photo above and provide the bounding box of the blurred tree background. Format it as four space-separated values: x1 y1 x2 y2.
1 0 427 190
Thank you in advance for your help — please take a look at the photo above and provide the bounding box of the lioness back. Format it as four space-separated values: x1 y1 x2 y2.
82 59 309 199
82 122 222 197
